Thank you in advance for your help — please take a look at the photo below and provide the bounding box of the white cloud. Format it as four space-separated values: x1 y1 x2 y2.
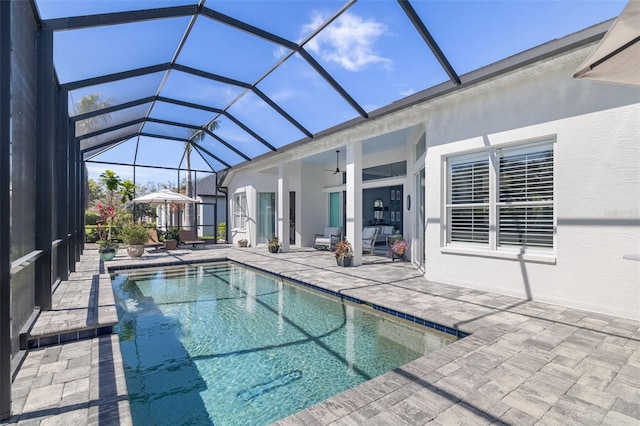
273 46 291 60
400 88 416 97
270 88 295 103
303 12 390 72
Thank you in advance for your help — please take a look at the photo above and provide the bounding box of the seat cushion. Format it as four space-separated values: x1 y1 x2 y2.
362 227 377 239
324 227 341 238
381 226 394 235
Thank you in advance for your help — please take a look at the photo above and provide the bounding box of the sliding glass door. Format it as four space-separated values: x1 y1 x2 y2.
329 192 341 227
416 168 425 269
257 192 275 244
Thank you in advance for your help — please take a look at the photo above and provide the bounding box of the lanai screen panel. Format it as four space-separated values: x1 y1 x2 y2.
211 118 273 159
67 72 166 116
75 103 152 137
136 137 193 169
211 0 349 41
159 71 245 110
257 52 359 133
80 123 144 151
411 1 625 75
36 0 625 174
226 91 308 149
141 121 195 141
35 0 197 19
305 1 450 111
53 17 190 84
196 133 249 167
178 17 289 83
149 102 215 127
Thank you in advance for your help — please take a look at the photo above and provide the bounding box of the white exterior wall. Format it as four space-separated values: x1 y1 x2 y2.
227 163 307 247
424 62 640 320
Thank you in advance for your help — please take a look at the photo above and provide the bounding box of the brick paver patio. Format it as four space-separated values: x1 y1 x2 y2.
5 244 639 425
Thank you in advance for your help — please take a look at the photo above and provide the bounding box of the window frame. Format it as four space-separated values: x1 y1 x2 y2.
445 152 491 247
233 191 247 231
444 140 556 256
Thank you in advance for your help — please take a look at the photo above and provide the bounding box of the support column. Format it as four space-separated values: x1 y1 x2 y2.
0 0 12 419
277 162 290 252
68 140 78 271
56 89 69 281
35 28 54 310
346 141 363 266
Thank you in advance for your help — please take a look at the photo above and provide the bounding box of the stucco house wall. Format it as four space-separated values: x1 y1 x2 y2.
423 60 640 320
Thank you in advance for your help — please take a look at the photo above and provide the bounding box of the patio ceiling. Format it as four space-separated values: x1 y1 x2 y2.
35 0 624 174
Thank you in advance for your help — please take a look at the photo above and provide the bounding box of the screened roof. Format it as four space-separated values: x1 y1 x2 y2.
35 0 625 174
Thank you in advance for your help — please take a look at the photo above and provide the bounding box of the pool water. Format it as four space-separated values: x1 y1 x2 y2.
112 262 456 425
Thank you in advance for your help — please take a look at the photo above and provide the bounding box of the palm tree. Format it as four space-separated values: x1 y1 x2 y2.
184 121 219 231
75 93 111 136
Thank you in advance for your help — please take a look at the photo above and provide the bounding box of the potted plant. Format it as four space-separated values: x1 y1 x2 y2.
120 224 148 257
334 239 353 267
96 203 119 261
97 238 119 261
267 236 280 253
163 227 180 250
388 239 408 261
95 170 135 261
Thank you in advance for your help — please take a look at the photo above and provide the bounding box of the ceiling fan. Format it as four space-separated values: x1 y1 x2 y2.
325 150 342 174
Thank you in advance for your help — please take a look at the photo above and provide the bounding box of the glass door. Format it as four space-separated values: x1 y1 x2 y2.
416 169 425 270
329 192 341 227
257 192 275 244
289 191 295 244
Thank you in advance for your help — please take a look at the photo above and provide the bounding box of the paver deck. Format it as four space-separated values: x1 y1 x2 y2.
5 244 640 425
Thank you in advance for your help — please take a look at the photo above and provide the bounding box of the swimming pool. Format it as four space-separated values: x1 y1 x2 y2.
112 262 456 425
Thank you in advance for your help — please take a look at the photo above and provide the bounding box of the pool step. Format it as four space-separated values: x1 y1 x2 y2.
25 272 119 349
119 263 233 281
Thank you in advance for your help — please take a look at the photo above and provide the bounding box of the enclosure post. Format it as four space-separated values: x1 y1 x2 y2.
57 89 69 280
0 0 13 419
35 28 55 310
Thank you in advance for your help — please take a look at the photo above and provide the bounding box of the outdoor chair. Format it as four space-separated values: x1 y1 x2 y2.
314 226 342 251
178 229 206 249
362 227 379 254
145 229 164 251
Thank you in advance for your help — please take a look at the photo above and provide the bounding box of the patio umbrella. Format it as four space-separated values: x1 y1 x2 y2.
133 189 197 229
573 0 640 86
133 189 197 204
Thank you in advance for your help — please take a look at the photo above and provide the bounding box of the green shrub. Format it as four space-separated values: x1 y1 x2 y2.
164 227 180 241
120 224 149 245
217 222 226 239
85 226 99 243
85 211 100 225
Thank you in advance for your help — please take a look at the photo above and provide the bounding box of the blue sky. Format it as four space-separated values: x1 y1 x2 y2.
35 0 627 185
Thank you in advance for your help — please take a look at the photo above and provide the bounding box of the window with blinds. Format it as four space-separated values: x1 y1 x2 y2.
447 157 490 244
498 147 554 248
233 192 247 229
445 142 554 251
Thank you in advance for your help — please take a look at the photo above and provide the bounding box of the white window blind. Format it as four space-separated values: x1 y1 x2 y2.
498 147 554 248
445 142 555 251
447 157 490 244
